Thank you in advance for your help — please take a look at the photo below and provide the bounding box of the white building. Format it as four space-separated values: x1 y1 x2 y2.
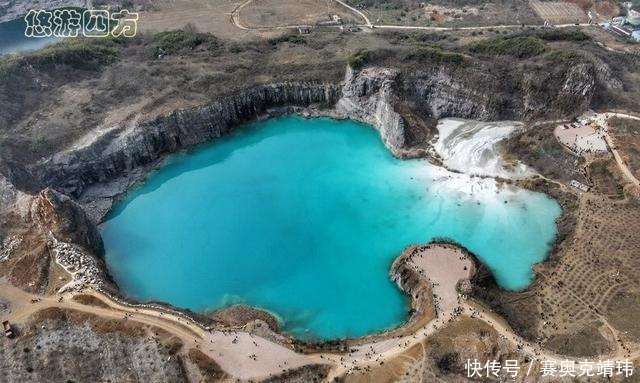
570 180 590 192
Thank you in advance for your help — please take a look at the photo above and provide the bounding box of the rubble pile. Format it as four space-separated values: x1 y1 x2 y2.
49 236 104 293
0 236 22 262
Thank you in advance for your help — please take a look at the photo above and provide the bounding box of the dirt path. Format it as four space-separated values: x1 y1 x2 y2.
231 0 370 31
3 238 639 381
335 0 372 27
0 281 324 381
595 112 640 187
371 22 592 31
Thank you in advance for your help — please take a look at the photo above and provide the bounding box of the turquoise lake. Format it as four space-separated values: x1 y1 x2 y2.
0 17 61 55
101 116 561 340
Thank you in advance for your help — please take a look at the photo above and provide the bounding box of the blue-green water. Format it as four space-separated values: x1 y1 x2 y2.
0 17 61 55
102 116 561 340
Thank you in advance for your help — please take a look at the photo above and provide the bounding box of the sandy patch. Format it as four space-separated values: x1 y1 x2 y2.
434 118 532 178
554 123 608 154
405 244 473 314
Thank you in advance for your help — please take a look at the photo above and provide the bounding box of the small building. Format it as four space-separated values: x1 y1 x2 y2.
605 13 640 39
3 320 13 338
340 24 361 32
570 180 590 192
332 14 343 24
298 25 310 34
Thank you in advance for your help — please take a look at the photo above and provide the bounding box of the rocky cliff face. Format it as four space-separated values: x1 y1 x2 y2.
32 82 342 199
30 188 104 256
27 62 602 216
402 59 599 122
336 67 406 153
29 67 422 204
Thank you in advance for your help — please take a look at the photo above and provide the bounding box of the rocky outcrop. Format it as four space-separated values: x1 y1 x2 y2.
336 67 406 153
30 188 104 256
408 67 494 120
403 59 600 122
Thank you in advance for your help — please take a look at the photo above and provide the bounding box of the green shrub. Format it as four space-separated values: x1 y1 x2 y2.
546 49 582 63
154 30 220 54
0 38 120 81
536 29 591 42
267 33 306 46
469 36 547 58
25 39 118 69
347 49 371 69
400 46 467 65
392 32 447 44
0 57 20 79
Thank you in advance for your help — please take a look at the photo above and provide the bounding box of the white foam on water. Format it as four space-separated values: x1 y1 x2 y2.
423 164 522 206
433 118 534 179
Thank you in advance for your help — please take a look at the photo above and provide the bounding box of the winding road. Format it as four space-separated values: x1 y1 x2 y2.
230 0 591 32
4 238 639 382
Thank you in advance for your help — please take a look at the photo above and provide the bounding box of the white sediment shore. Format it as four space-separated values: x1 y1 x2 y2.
434 118 533 179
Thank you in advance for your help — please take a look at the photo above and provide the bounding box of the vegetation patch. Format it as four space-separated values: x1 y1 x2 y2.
267 33 307 46
347 49 372 69
546 49 583 63
390 31 448 44
0 38 119 81
469 35 547 58
188 348 228 382
536 29 591 42
400 46 467 65
154 30 220 54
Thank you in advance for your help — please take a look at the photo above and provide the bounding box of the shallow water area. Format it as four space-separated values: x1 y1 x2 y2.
101 115 561 340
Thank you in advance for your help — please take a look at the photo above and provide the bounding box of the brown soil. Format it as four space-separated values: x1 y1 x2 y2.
529 0 587 24
188 348 229 383
505 123 588 184
0 306 188 383
472 194 640 357
586 157 626 198
209 304 280 331
608 117 640 182
72 294 112 309
239 0 361 28
350 0 541 27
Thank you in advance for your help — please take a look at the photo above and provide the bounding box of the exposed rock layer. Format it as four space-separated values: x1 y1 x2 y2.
28 62 601 205
32 82 342 199
30 188 104 256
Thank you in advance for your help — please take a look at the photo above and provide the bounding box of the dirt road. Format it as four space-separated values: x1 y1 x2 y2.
2 240 639 381
596 112 640 187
